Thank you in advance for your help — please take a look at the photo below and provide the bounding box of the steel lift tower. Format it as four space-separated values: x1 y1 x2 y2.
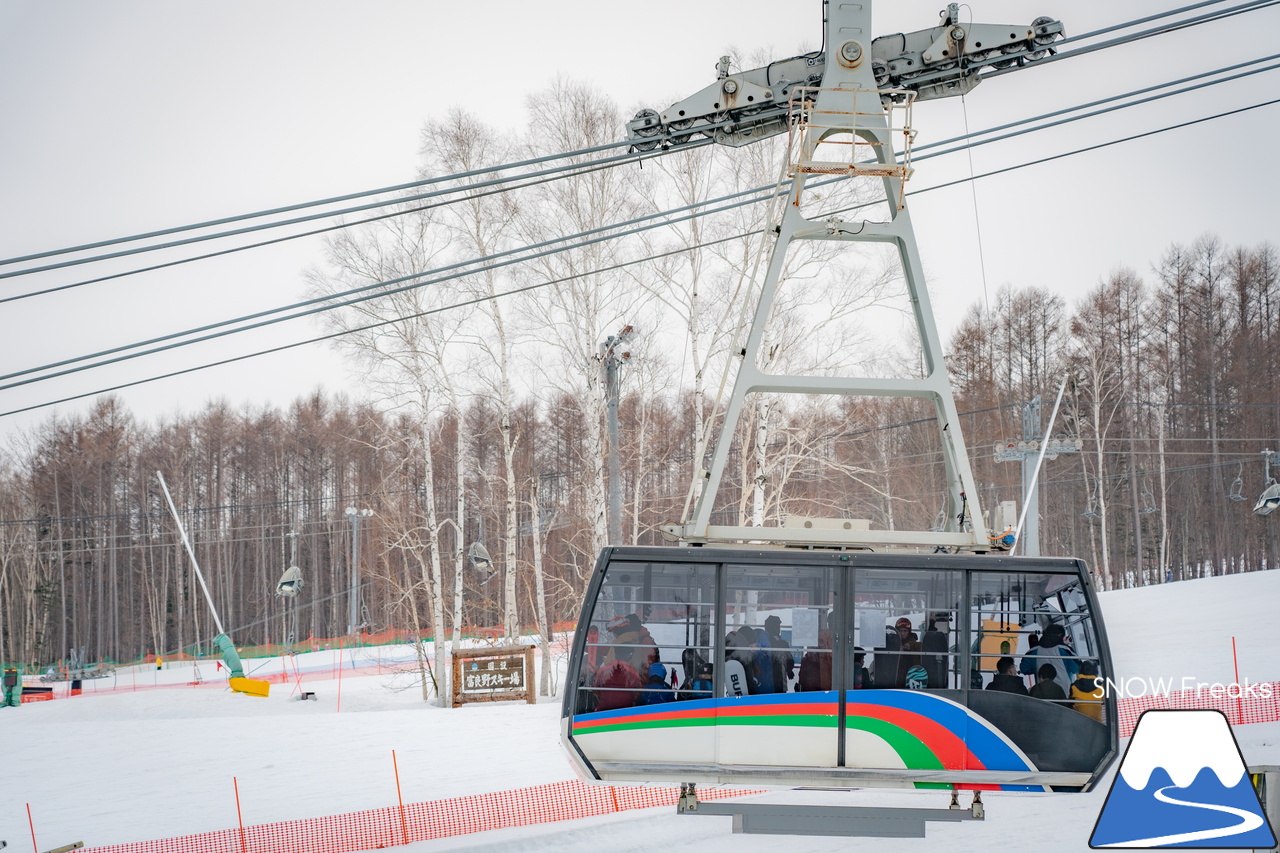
642 2 1063 552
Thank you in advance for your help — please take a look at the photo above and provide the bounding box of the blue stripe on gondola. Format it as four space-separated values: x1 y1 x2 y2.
845 691 1032 772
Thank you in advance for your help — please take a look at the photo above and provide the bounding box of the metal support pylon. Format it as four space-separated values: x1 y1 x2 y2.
666 0 988 550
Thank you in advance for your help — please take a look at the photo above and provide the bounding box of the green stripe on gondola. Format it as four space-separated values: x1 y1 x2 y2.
577 713 838 735
844 716 944 776
848 717 951 789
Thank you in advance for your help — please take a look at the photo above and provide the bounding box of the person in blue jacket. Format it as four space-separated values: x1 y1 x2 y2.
639 662 675 704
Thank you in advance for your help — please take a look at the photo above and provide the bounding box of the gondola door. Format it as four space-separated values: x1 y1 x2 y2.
717 562 840 768
840 564 969 784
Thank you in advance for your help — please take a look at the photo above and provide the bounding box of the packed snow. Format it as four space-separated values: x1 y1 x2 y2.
4 569 1279 853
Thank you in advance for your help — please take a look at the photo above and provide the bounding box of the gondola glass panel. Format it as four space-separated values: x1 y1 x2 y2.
965 570 1111 789
571 560 717 766
852 568 962 690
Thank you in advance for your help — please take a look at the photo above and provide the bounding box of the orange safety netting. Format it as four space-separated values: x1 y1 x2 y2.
76 780 762 853
1116 679 1280 736
48 682 1280 853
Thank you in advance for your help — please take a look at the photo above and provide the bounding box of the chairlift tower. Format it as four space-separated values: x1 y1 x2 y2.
654 2 1061 551
993 396 1083 556
345 507 373 635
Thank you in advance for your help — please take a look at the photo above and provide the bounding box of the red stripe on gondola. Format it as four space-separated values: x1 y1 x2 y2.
845 702 987 771
573 700 837 731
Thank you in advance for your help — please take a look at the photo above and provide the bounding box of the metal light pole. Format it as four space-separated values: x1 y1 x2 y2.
599 325 634 546
345 507 372 635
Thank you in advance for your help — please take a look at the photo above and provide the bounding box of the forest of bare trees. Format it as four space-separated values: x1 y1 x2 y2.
1 84 1276 689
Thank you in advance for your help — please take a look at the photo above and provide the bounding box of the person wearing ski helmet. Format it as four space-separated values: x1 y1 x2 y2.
639 662 675 704
894 617 923 688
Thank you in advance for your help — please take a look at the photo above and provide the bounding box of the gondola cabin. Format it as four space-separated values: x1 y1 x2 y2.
561 547 1117 793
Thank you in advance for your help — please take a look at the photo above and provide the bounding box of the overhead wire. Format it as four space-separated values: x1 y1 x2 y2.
0 0 1268 291
5 54 1276 390
0 138 638 269
0 142 701 290
983 0 1280 82
4 8 1279 415
0 143 703 305
5 93 1280 419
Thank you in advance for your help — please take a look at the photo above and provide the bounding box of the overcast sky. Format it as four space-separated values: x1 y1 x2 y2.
2 0 1278 439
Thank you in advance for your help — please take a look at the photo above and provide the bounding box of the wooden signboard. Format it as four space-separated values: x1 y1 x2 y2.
452 644 536 706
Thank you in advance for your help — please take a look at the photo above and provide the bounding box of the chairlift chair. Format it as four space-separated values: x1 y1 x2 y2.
1083 485 1099 519
1139 480 1157 515
1228 462 1246 502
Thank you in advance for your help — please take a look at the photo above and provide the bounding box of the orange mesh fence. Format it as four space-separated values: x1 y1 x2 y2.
39 683 1280 853
1116 679 1280 736
76 780 763 853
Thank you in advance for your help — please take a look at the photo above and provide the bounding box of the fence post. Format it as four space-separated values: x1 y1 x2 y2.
1232 636 1243 724
234 777 248 853
392 750 409 844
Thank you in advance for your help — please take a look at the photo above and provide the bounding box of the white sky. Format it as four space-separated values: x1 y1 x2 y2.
2 0 1278 437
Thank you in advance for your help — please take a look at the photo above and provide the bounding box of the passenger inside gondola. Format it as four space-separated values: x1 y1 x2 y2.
922 615 950 687
725 625 760 696
679 647 706 693
593 613 647 711
986 655 1029 695
640 662 675 704
682 660 713 700
853 647 871 689
797 629 834 691
1029 662 1066 700
762 615 795 692
1071 660 1104 720
753 628 778 693
894 618 923 687
1019 622 1079 687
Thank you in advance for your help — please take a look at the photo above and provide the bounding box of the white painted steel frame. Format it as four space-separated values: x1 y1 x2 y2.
677 0 988 550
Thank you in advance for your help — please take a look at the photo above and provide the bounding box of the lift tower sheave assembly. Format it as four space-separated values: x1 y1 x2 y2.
628 4 1063 152
650 2 1063 551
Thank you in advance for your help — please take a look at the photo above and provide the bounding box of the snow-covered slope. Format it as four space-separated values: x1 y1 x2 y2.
4 569 1278 853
